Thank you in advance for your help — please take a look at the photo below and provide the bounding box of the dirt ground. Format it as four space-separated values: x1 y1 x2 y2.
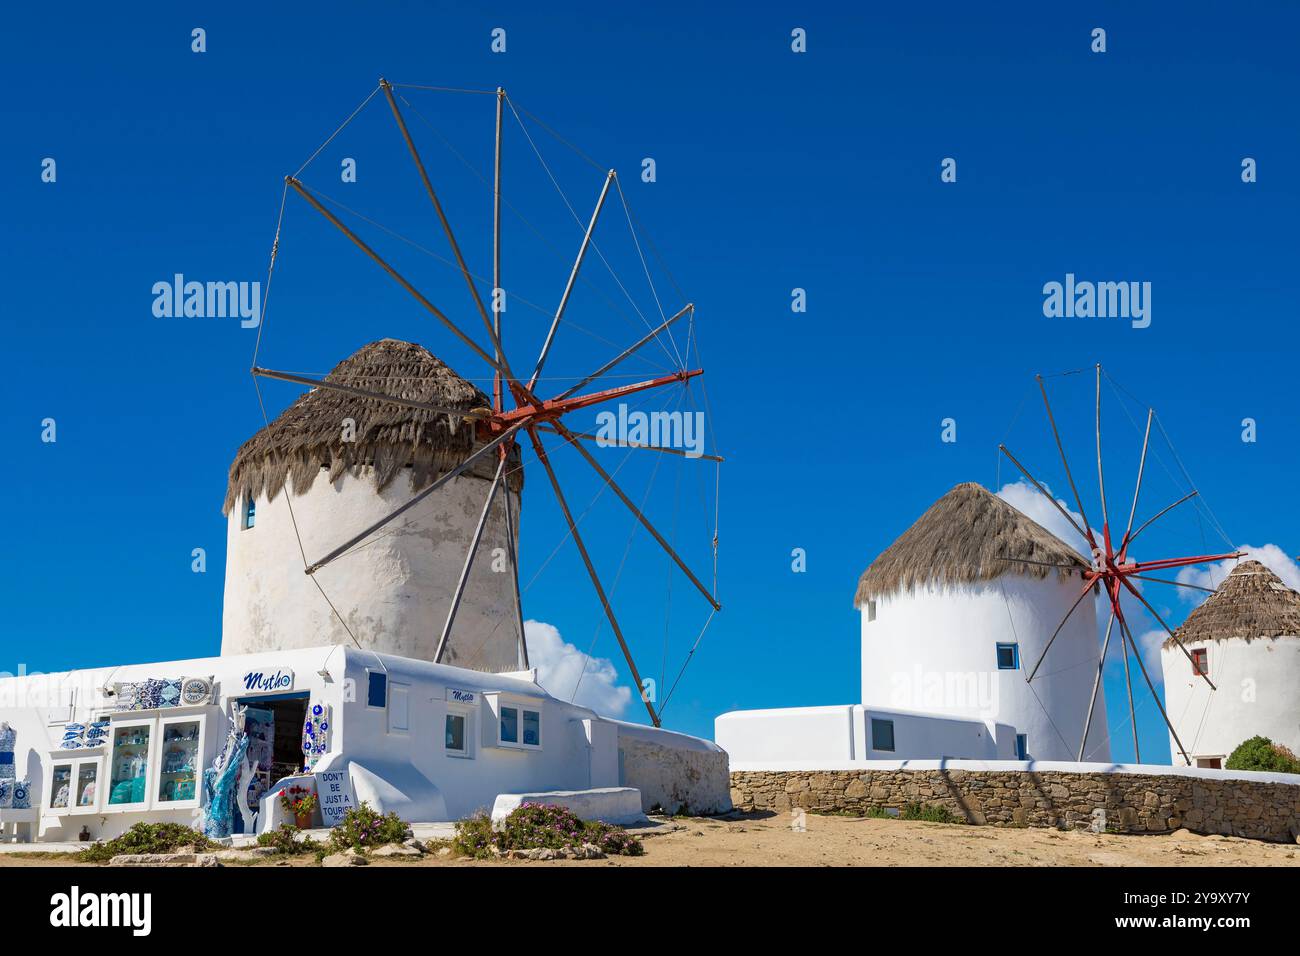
3 812 1298 867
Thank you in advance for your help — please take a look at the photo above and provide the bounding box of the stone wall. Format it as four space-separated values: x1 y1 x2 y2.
730 768 1300 842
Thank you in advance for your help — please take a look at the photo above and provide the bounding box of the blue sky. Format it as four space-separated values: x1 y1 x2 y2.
3 3 1297 762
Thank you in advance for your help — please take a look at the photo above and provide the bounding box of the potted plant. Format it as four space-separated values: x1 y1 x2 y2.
279 785 318 829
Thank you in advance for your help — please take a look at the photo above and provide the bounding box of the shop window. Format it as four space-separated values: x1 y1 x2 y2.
996 642 1020 670
522 709 541 746
445 713 467 755
243 494 256 530
1015 734 1028 760
499 702 542 749
367 671 387 708
1191 648 1208 677
500 705 519 744
871 718 895 752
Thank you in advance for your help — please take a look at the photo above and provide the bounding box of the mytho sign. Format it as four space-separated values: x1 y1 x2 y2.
241 669 294 695
316 769 355 826
446 688 477 705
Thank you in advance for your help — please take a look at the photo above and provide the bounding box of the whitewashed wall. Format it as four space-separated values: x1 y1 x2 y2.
715 704 1017 763
860 574 1110 762
1160 635 1300 763
222 467 523 673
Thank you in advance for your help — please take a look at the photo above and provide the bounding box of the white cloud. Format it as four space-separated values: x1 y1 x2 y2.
525 619 633 718
1175 543 1300 605
996 481 1088 557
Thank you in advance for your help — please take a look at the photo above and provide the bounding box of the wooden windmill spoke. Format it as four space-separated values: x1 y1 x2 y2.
534 424 724 462
998 444 1091 544
552 304 694 402
1115 601 1140 762
1037 375 1097 547
527 427 660 726
1117 575 1216 690
549 419 721 611
285 176 508 379
434 453 508 663
1117 615 1192 766
1025 574 1098 683
527 170 617 393
1095 365 1110 531
251 366 489 421
1119 409 1154 557
380 79 516 386
500 454 529 668
1078 610 1117 761
304 422 525 574
1128 574 1215 593
1124 490 1199 549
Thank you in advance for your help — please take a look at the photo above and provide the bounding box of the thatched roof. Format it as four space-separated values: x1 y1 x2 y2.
853 482 1090 606
1167 560 1300 647
224 339 521 514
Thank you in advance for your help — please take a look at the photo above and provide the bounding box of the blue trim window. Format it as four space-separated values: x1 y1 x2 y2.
500 705 519 744
445 713 466 753
1015 733 1029 760
367 671 387 708
871 718 895 753
242 494 256 530
996 643 1020 670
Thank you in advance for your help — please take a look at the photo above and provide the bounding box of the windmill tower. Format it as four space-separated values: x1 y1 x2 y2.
222 338 527 672
1160 560 1300 767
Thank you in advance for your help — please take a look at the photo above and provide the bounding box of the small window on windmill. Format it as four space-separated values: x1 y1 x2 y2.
1191 648 1208 677
367 671 388 708
1015 734 1029 760
242 493 256 530
866 600 877 623
996 643 1019 670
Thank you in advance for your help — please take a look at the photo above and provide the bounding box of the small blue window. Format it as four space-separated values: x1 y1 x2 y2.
996 643 1019 670
1015 733 1029 760
522 709 540 746
871 718 895 752
500 706 518 744
367 671 387 708
243 494 256 529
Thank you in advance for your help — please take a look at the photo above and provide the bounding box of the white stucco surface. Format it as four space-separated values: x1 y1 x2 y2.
1160 634 1300 763
715 704 1017 763
222 467 522 673
490 787 648 826
860 574 1110 761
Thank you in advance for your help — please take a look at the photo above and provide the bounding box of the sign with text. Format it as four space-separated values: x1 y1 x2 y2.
315 769 355 826
240 668 294 695
446 687 477 705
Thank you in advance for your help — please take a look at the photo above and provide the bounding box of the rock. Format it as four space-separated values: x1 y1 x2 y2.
578 843 606 859
322 849 368 867
523 847 556 861
110 853 198 866
372 843 423 858
437 847 453 857
403 838 425 852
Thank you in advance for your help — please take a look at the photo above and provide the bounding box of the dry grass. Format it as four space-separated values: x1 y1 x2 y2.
1168 560 1300 647
855 482 1089 607
225 338 521 514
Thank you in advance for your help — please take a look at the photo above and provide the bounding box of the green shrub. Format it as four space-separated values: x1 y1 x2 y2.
452 803 644 859
865 806 894 819
1225 736 1300 774
256 824 321 855
900 802 960 824
327 801 412 852
80 822 214 863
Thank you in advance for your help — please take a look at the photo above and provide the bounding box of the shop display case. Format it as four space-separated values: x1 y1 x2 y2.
106 718 153 810
154 716 204 809
44 754 103 816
